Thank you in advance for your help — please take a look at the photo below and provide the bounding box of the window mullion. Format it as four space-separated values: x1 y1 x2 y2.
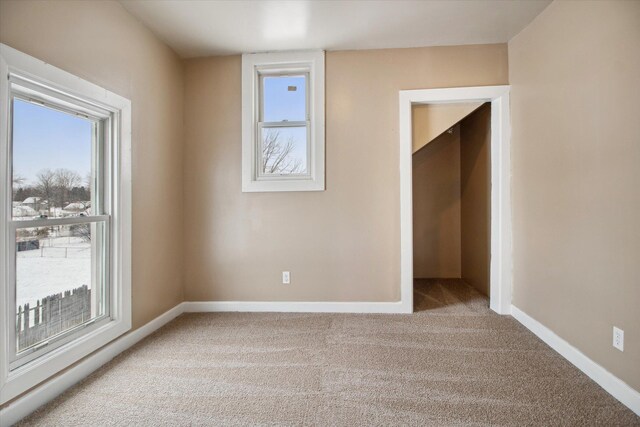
10 215 110 230
260 121 308 128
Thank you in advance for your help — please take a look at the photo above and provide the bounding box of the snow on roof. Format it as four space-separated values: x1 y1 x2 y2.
23 197 41 203
63 202 88 212
13 205 38 217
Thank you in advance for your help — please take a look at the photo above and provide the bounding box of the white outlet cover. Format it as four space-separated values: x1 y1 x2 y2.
282 271 290 284
613 326 624 352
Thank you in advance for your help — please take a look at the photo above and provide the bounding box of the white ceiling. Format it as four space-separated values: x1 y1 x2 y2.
120 0 551 58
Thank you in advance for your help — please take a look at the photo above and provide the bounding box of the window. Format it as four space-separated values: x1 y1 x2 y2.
11 97 109 368
242 51 325 192
0 44 131 403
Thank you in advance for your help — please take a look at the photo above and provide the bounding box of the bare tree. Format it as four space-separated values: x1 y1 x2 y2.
54 168 81 208
35 169 56 215
12 173 25 201
70 223 91 242
12 174 25 186
262 129 304 174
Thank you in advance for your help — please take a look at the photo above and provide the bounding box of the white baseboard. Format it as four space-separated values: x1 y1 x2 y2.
183 300 409 314
511 305 640 416
0 302 185 426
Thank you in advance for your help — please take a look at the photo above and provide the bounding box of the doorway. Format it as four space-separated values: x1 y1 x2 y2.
413 103 490 311
398 86 512 315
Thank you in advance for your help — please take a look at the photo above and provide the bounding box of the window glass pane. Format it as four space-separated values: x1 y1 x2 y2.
262 75 306 122
260 127 308 175
12 98 95 220
15 222 107 353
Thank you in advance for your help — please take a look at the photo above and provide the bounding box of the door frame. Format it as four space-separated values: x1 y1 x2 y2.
399 85 512 314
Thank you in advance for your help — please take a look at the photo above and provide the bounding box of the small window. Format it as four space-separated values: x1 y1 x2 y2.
242 51 325 192
259 74 308 176
1 44 132 404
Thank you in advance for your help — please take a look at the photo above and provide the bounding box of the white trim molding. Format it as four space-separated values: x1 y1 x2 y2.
183 301 406 314
0 303 184 426
511 305 640 416
399 85 512 315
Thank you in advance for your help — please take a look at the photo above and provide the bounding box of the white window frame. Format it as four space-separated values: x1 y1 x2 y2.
0 44 132 404
242 51 325 192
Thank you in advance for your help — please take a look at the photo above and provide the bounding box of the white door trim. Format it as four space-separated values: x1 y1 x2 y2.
399 85 512 314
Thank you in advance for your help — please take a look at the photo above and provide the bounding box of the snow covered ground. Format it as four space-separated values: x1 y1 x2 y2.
17 236 92 307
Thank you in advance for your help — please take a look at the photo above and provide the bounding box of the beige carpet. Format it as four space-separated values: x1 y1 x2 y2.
16 279 639 426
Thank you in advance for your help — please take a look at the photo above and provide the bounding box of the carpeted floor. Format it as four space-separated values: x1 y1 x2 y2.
16 279 639 426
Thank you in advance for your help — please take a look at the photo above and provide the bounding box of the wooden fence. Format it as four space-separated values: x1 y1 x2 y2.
16 285 92 351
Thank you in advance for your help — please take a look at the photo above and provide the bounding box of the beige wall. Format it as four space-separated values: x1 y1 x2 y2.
412 126 461 278
509 0 640 391
412 103 482 153
460 104 491 295
0 0 185 329
184 44 508 302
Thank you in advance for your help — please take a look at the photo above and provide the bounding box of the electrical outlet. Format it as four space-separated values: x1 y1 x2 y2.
282 271 290 284
613 326 624 352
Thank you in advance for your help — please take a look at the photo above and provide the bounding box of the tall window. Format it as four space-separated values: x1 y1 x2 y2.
10 95 109 368
1 44 131 404
242 51 325 192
